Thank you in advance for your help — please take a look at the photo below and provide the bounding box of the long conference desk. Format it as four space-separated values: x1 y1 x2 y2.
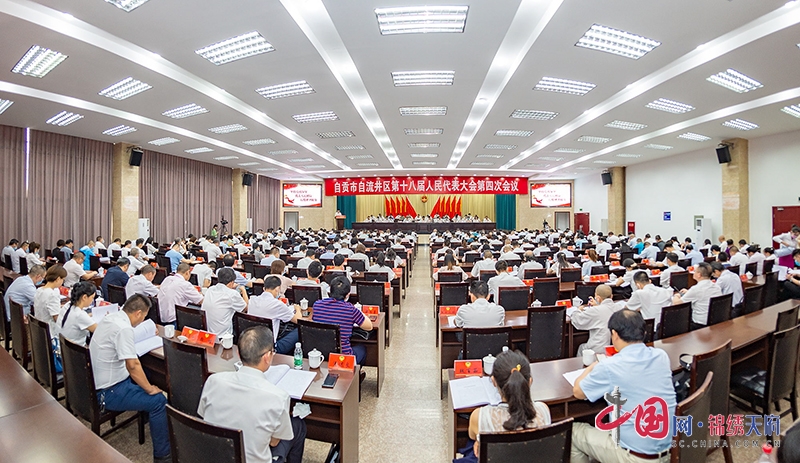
352 221 496 233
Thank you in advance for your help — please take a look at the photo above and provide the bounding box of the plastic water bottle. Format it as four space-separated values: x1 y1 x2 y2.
293 342 303 370
756 444 773 462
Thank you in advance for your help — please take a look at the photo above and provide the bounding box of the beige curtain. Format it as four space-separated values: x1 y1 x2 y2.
0 125 26 243
27 130 113 248
356 194 495 221
248 175 281 230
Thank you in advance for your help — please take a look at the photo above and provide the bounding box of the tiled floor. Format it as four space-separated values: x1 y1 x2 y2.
94 247 793 462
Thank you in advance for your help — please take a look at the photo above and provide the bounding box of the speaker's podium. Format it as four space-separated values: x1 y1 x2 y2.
335 215 346 231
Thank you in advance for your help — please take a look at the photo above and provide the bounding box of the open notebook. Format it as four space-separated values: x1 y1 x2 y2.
133 319 163 357
89 303 120 325
263 364 317 400
450 376 502 410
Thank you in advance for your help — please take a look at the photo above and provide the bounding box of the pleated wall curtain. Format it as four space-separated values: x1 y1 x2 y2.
140 150 232 242
248 174 281 230
495 194 516 230
336 196 356 228
0 126 26 244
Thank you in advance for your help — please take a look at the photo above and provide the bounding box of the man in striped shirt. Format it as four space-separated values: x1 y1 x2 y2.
311 276 373 365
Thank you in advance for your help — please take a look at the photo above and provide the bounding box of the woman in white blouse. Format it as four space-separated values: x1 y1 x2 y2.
33 265 67 339
433 254 468 281
26 241 44 268
56 281 98 346
367 252 395 281
547 252 578 278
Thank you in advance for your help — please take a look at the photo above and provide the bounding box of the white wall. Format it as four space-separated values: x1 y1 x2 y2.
749 129 800 246
573 174 608 232
626 149 723 241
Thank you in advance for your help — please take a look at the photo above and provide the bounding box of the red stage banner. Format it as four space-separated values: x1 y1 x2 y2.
324 176 528 196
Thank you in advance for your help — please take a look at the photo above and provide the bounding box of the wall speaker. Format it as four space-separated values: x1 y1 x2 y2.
601 172 612 186
716 145 732 164
242 173 254 186
129 148 143 167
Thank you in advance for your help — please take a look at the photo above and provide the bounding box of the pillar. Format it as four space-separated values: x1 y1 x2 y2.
607 166 626 234
721 138 749 240
232 169 248 233
111 142 140 240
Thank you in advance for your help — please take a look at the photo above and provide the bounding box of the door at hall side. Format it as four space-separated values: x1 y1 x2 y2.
773 206 800 241
574 212 589 234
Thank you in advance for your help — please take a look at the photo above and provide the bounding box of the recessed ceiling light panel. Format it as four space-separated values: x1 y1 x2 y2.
289 158 314 163
781 104 800 118
554 148 585 153
46 111 83 126
412 161 437 166
293 111 338 123
392 71 455 86
605 120 647 131
476 154 504 159
534 77 595 95
12 45 68 78
484 144 516 150
162 103 208 119
594 160 617 164
510 109 558 120
269 149 298 155
399 106 447 116
470 162 494 166
188 147 215 154
375 6 468 35
317 131 354 139
346 154 374 160
209 124 247 134
707 69 763 93
575 24 661 59
257 167 277 171
495 129 533 137
722 118 759 131
410 153 438 158
646 98 695 114
102 125 136 136
615 153 642 158
677 132 711 142
0 99 13 114
408 142 440 148
304 165 326 169
256 80 315 99
243 138 276 145
99 77 152 100
404 128 443 135
357 162 380 167
148 137 180 146
214 155 239 160
195 31 274 65
643 143 673 151
238 162 260 166
538 156 565 161
335 145 365 150
104 0 150 12
577 136 611 144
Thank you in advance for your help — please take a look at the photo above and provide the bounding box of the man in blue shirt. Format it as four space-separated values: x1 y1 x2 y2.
572 309 676 463
79 240 96 271
684 244 704 267
101 258 131 300
4 265 45 319
165 243 189 273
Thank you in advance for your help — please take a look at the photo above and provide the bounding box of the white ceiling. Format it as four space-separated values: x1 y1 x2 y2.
1 0 799 181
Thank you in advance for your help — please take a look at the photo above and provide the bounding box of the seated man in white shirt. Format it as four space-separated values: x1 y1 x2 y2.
191 261 217 289
639 241 659 261
661 241 685 261
625 270 673 333
126 247 147 276
198 325 305 463
453 281 505 328
728 246 749 274
260 247 281 267
558 243 575 258
470 250 497 278
746 244 766 275
595 237 612 259
293 261 330 298
487 260 526 301
157 263 204 325
63 252 98 288
203 268 249 336
710 261 744 314
248 276 303 355
89 295 171 462
499 245 519 263
571 284 619 354
658 253 683 289
533 241 551 257
673 262 722 330
124 263 159 298
516 251 544 278
296 249 316 269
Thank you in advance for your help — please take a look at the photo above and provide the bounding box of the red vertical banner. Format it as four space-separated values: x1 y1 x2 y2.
384 196 389 215
456 197 462 215
446 196 453 217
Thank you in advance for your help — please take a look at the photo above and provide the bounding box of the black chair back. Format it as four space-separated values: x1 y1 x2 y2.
19 258 29 275
154 268 168 285
242 260 255 276
147 296 163 326
575 282 600 306
589 265 609 276
743 285 764 315
707 293 733 326
559 268 581 283
107 284 127 306
253 264 270 280
188 274 199 286
464 252 480 263
440 282 470 306
462 327 512 360
166 405 245 463
437 271 463 283
669 271 690 291
532 278 559 306
163 339 209 417
671 372 713 463
0 291 9 350
3 275 13 292
497 287 531 311
288 267 307 279
9 300 29 369
89 255 102 272
745 262 758 276
767 325 800 405
763 272 778 307
479 271 494 283
526 306 565 362
323 271 347 285
643 318 655 344
356 281 384 307
320 258 334 267
60 335 101 425
29 316 61 398
292 285 323 307
176 305 208 332
776 305 800 332
656 251 667 262
478 418 573 463
691 340 732 427
763 260 775 274
727 265 740 276
52 249 66 264
297 319 340 358
677 258 692 270
347 259 366 272
658 302 692 339
522 268 547 280
363 271 389 283
233 312 273 344
251 281 264 296
156 254 171 270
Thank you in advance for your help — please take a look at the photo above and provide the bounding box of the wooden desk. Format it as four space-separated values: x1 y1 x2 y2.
347 284 394 347
143 336 361 463
0 346 55 418
351 312 386 396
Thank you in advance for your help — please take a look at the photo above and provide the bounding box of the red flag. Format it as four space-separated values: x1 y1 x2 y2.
456 196 462 215
399 196 406 216
384 196 389 216
445 196 452 218
406 197 416 217
431 197 440 217
391 196 397 216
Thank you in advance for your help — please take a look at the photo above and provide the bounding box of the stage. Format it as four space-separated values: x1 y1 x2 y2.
350 222 496 234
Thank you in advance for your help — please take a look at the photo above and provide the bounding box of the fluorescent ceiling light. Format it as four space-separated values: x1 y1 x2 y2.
412 161 437 166
410 153 438 158
470 162 494 166
293 111 338 123
404 128 443 135
289 158 314 163
238 162 260 166
243 138 276 145
98 77 152 100
707 69 763 93
104 0 150 12
526 163 550 168
317 131 354 139
678 132 711 142
646 98 695 114
485 144 516 150
577 136 611 144
391 71 455 86
257 168 277 171
346 154 374 160
209 124 247 134
399 106 447 116
375 6 468 35
305 165 326 169
722 118 759 130
335 145 365 150
643 144 673 150
148 137 180 146
476 154 504 159
102 125 136 136
534 77 596 96
357 162 380 167
539 156 565 161
575 24 661 59
214 155 239 160
594 160 617 164
575 167 595 170
510 109 558 120
615 153 642 158
554 148 585 153
495 130 533 137
0 99 13 114
781 104 800 118
195 31 274 65
256 80 315 99
605 120 647 131
12 45 68 78
408 142 440 148
162 103 208 119
46 110 83 126
187 148 216 154
269 149 298 155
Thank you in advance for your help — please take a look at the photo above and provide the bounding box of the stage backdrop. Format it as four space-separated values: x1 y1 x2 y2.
355 194 495 222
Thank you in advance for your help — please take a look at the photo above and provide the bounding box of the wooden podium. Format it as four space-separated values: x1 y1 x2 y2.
335 215 346 230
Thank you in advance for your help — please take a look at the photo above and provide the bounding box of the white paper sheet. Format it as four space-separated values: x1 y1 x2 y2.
90 304 120 324
450 376 502 410
132 319 162 356
562 368 586 387
264 364 317 400
566 307 578 318
447 315 457 328
135 335 163 356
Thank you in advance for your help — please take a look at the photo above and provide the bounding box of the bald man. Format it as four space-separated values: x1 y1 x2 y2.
570 284 621 354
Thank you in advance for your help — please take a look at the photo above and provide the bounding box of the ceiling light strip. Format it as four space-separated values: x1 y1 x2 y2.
500 2 800 169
